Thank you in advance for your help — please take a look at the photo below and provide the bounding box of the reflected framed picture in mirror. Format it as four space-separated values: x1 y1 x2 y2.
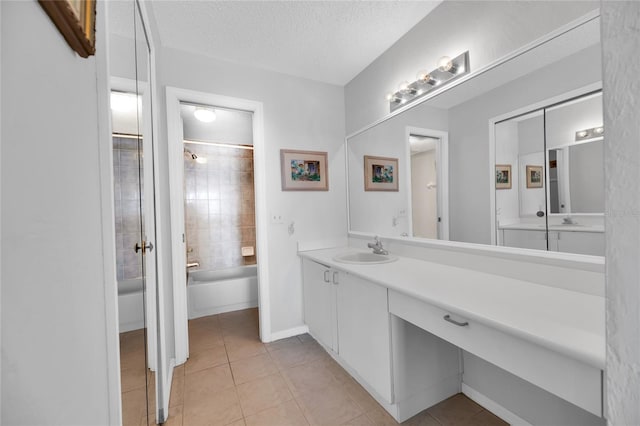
364 155 398 191
526 165 544 188
280 149 328 191
495 164 512 190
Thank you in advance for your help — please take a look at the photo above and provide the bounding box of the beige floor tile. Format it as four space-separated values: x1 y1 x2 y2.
122 387 148 426
183 387 243 426
265 336 303 353
427 394 483 426
120 347 146 371
230 352 279 385
169 371 185 408
342 414 373 425
364 407 400 426
341 378 382 413
189 326 225 353
244 400 309 426
121 366 148 393
160 405 184 426
402 409 441 426
236 373 294 416
281 359 340 397
269 341 327 370
226 338 267 362
466 410 508 426
185 344 228 375
297 333 314 343
226 419 246 426
184 364 235 404
296 386 364 426
189 314 220 331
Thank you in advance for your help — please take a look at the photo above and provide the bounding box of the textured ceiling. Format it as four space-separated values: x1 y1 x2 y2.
149 1 442 85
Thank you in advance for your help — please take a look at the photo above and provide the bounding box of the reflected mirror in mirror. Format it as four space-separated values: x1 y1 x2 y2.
346 14 602 257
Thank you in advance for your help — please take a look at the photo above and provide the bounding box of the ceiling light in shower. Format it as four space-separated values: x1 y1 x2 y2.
110 92 138 112
194 107 216 123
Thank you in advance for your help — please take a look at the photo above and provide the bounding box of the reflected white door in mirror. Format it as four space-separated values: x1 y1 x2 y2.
493 90 604 256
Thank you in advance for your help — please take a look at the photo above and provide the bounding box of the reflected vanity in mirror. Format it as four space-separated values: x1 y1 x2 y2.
346 13 603 257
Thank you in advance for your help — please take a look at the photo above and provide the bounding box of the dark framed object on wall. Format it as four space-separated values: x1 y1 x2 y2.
39 0 96 58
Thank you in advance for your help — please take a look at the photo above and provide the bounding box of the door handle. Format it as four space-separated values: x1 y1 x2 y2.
332 271 339 285
323 270 330 283
134 240 154 253
444 314 469 327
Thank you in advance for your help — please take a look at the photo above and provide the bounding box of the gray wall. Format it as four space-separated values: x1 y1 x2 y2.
602 1 640 424
1 1 112 423
345 1 599 134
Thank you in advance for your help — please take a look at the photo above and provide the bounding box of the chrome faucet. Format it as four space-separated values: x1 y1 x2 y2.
368 236 389 255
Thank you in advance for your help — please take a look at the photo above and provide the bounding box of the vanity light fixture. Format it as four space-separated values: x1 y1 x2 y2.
194 107 216 123
575 126 604 141
386 51 469 112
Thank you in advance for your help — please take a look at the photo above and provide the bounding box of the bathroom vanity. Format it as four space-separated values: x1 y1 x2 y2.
299 246 605 423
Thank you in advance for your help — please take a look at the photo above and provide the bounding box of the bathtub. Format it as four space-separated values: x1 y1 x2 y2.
118 277 145 332
188 265 258 319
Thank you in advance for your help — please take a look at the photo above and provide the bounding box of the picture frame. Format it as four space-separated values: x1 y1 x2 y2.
280 149 329 191
495 164 512 190
526 165 544 188
39 0 96 58
364 155 399 191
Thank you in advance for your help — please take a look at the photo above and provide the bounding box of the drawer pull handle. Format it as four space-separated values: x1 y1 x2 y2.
444 315 469 327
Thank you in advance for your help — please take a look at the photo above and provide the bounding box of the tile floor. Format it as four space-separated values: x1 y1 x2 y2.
120 308 508 426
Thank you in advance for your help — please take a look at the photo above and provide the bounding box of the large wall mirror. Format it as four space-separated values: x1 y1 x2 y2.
346 14 603 257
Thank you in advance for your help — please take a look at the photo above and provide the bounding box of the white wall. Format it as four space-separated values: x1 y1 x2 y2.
155 47 346 335
344 1 599 134
1 2 112 424
601 2 640 424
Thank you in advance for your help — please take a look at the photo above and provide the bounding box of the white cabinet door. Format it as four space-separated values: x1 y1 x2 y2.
557 231 604 256
502 229 548 250
336 272 393 402
302 259 337 352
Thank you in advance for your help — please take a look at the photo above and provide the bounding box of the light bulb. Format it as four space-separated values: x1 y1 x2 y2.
437 56 453 72
194 107 216 123
595 127 604 134
385 92 398 102
398 81 411 94
416 70 431 83
577 130 588 138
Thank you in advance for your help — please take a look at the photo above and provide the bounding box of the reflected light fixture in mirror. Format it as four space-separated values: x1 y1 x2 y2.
194 107 216 123
110 91 138 112
387 51 470 112
184 148 208 164
575 125 604 141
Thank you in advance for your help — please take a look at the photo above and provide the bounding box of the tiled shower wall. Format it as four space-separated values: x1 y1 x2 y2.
184 142 257 270
113 136 143 281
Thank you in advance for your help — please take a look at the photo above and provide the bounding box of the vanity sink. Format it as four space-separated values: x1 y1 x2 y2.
333 252 398 264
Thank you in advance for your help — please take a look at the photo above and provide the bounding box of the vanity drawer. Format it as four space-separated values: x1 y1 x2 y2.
388 290 602 417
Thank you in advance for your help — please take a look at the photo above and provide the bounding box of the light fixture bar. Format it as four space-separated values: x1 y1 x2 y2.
575 126 604 141
388 51 470 112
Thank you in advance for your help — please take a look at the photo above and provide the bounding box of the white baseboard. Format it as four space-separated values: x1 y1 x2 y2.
267 325 309 342
189 300 258 319
462 383 532 426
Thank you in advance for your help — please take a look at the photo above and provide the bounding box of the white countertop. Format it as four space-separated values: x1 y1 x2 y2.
299 247 605 370
499 222 605 233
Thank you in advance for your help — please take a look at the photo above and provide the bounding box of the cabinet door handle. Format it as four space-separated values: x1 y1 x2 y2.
323 270 330 283
444 314 468 327
332 271 339 285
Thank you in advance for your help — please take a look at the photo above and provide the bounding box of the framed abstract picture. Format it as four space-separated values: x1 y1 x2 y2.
495 164 512 190
280 149 328 191
364 155 398 191
526 165 543 188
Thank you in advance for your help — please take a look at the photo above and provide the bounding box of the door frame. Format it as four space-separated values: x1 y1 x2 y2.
165 87 270 365
404 126 450 241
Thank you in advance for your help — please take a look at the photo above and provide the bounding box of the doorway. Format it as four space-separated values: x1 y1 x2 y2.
166 88 270 367
406 127 449 240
